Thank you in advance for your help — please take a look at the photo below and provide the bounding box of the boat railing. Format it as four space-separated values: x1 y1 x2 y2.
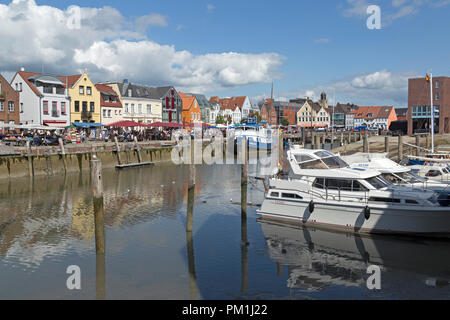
306 186 370 204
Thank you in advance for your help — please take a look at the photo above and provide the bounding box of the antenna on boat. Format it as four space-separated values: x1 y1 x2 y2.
429 71 435 154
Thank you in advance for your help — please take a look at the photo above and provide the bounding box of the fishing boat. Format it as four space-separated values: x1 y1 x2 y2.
257 146 450 237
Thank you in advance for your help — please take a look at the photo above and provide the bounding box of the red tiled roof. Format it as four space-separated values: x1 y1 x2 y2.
354 106 394 119
179 92 196 111
59 74 82 88
16 71 41 96
95 84 122 108
213 96 246 111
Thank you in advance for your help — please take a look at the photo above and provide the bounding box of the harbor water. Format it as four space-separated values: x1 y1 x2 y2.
0 162 450 299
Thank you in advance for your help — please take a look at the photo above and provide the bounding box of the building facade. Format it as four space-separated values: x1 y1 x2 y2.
105 81 163 124
95 84 123 125
0 74 20 127
63 72 101 124
11 71 71 127
186 93 211 123
295 100 330 129
180 93 202 124
353 106 397 130
408 76 450 135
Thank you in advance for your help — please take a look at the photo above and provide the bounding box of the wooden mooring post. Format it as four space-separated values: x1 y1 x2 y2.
134 137 142 163
58 138 67 174
241 138 248 218
398 136 404 162
26 140 34 178
91 157 106 299
385 136 389 154
114 136 122 165
363 130 369 153
186 139 195 233
415 136 420 156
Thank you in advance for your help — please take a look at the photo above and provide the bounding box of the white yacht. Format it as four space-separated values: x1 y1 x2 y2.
342 153 450 207
257 146 450 237
234 125 272 150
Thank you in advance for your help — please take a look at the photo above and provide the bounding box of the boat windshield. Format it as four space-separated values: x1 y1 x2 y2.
294 153 349 169
321 156 349 169
366 176 392 189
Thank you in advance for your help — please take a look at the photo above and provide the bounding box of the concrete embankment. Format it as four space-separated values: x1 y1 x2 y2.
0 141 177 179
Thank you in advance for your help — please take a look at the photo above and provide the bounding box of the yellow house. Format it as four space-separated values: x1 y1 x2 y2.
296 100 330 129
62 71 101 124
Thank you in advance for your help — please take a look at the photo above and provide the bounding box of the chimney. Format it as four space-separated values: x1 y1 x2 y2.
21 67 25 72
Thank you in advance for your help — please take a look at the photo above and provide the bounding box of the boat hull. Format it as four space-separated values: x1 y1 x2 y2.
257 198 450 237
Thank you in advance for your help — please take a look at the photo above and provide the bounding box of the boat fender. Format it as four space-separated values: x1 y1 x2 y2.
309 201 315 213
364 206 371 220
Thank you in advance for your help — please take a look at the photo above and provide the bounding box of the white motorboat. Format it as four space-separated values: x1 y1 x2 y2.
342 153 450 206
234 125 272 150
257 146 450 237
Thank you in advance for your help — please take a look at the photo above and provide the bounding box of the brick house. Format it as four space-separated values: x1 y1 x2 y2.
408 76 450 135
0 74 20 127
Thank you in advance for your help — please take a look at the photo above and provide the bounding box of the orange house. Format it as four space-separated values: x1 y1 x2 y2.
180 92 202 124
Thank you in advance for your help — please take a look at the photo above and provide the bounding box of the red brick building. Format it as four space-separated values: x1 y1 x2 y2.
408 76 450 135
0 74 20 127
260 99 278 126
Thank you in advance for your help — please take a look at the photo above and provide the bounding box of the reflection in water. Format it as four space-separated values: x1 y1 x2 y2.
96 253 106 300
260 220 450 297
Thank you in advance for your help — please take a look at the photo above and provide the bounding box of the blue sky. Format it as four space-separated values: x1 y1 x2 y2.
1 0 450 107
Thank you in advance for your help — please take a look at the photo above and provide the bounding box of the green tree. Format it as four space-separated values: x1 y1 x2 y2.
281 118 290 127
215 114 225 125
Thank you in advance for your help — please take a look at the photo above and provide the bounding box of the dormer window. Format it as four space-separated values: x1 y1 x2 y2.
128 89 132 97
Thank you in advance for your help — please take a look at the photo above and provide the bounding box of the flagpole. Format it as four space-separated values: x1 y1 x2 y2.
430 72 434 154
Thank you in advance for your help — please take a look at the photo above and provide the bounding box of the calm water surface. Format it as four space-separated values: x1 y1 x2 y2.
0 163 450 300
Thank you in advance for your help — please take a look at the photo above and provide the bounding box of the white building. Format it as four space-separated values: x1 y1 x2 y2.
11 71 71 127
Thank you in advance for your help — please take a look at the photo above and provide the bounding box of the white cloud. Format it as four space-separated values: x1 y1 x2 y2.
280 70 417 107
314 38 330 44
207 4 215 12
135 13 168 32
0 0 283 93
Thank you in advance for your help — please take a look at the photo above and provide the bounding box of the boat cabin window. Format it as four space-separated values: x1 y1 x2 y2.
270 192 280 198
294 154 314 163
442 168 449 174
313 178 368 192
321 156 349 169
366 176 392 189
300 159 328 170
426 170 442 177
405 199 419 205
369 197 401 204
314 151 333 158
281 193 303 200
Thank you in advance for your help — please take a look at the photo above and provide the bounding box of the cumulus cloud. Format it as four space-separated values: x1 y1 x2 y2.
0 0 283 93
280 70 417 107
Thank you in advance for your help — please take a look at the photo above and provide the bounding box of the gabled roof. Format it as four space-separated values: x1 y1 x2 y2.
114 82 176 100
59 74 82 88
186 93 211 109
95 84 122 108
179 92 197 111
354 106 395 120
212 96 247 111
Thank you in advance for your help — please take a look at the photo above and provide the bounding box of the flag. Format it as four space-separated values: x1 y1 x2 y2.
426 74 431 82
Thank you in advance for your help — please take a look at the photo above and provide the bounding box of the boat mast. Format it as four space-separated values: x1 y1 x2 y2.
430 72 435 153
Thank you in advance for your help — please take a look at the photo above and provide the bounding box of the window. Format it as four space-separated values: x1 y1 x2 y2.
108 110 111 118
138 104 142 114
131 104 135 114
125 104 129 113
74 101 80 113
369 197 401 204
79 86 84 95
436 92 440 101
366 176 391 189
61 102 66 114
147 105 152 114
269 192 280 198
325 179 353 191
405 200 419 205
103 109 106 117
90 102 95 112
426 170 442 177
19 83 22 92
43 101 49 114
20 103 23 113
86 87 92 95
128 89 132 97
0 101 3 111
436 80 440 89
82 101 88 112
282 193 303 200
52 101 57 116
